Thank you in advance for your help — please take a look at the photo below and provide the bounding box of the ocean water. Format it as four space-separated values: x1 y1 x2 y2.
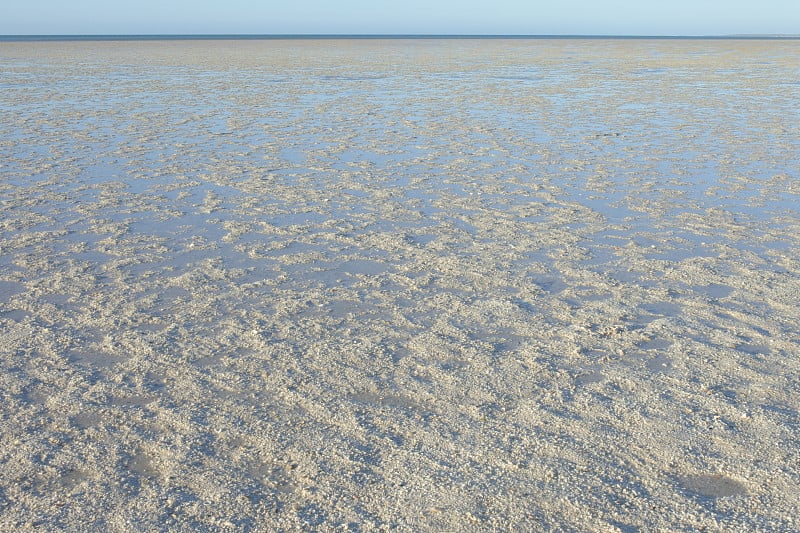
1 38 799 530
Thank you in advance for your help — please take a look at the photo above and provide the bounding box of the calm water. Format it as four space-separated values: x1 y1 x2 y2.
2 39 798 281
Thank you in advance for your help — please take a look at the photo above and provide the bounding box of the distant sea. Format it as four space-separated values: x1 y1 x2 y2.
1 34 799 42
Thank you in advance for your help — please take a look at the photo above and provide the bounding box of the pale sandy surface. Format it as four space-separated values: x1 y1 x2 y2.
1 39 799 531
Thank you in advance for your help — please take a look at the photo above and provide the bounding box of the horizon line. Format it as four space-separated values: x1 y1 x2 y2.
2 33 799 41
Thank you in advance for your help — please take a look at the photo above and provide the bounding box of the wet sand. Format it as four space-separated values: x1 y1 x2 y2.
1 39 799 530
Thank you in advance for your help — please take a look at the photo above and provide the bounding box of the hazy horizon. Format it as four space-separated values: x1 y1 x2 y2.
2 33 799 39
2 0 798 37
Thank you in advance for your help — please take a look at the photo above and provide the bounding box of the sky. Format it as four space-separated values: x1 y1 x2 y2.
1 0 798 36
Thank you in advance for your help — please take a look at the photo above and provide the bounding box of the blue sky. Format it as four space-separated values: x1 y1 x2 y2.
2 0 798 36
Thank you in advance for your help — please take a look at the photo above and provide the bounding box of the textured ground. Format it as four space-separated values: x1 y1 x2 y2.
1 38 799 531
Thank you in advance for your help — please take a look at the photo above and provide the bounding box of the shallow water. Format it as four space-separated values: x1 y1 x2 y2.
1 39 799 531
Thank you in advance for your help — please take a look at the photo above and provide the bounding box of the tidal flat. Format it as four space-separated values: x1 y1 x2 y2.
1 38 799 531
